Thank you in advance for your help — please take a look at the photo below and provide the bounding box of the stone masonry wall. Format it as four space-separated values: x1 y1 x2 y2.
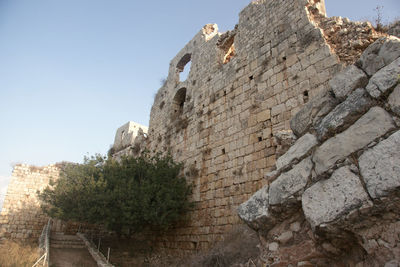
239 36 400 266
0 164 102 242
142 0 381 253
0 164 60 241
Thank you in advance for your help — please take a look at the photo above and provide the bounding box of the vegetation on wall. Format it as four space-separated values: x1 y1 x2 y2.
38 153 193 235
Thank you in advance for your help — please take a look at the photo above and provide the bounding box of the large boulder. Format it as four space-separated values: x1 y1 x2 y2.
358 36 400 76
366 57 400 98
388 84 400 116
275 134 317 171
290 87 338 137
315 88 375 140
313 107 395 175
359 130 400 199
269 157 313 206
329 65 368 100
237 186 275 230
302 166 371 228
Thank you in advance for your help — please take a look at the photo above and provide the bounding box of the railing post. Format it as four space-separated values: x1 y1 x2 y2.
107 247 110 263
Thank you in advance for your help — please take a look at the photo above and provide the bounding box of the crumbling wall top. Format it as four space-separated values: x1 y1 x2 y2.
113 121 148 152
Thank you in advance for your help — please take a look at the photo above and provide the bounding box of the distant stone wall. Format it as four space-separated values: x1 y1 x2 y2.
141 0 381 253
0 164 59 241
0 164 104 242
110 121 148 160
239 36 400 266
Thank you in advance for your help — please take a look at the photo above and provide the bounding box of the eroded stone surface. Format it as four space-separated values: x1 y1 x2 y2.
302 166 370 228
275 134 317 171
359 36 400 76
366 57 400 98
315 88 374 140
359 130 400 199
388 84 400 116
269 157 313 206
237 186 273 230
329 65 368 100
290 88 338 137
313 107 395 175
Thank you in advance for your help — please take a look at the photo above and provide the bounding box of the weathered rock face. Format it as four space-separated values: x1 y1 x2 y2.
366 56 400 98
358 36 400 76
329 65 368 100
389 84 400 116
237 186 273 231
315 88 375 140
269 157 312 206
359 130 400 199
290 87 338 137
302 166 371 228
239 36 400 265
313 106 395 175
275 134 317 171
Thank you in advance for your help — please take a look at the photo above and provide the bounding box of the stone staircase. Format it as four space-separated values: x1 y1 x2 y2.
50 233 85 249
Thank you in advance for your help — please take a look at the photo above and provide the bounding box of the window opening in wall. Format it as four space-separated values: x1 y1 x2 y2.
159 101 165 110
172 88 187 115
121 130 125 139
303 90 309 103
176 53 192 82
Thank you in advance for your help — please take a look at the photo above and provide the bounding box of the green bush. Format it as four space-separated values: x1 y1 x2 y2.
39 153 193 235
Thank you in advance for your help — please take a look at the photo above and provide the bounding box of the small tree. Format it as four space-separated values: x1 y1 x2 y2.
39 153 193 235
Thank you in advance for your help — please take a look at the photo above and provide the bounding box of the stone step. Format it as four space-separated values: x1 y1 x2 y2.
50 243 85 249
50 233 85 249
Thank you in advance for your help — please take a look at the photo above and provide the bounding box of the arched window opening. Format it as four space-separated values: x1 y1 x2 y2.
172 88 187 115
176 54 192 82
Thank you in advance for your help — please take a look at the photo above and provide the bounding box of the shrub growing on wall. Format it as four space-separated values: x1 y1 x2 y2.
38 153 193 235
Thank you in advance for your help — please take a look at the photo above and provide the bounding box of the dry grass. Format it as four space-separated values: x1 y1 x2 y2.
0 240 39 267
181 224 260 267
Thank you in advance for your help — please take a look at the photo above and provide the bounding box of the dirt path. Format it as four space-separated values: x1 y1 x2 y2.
50 248 97 267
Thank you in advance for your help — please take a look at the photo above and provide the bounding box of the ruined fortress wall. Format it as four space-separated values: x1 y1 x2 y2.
0 164 59 241
145 0 349 252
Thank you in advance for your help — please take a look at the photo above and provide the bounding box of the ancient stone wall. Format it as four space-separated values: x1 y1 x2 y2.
239 36 400 266
110 121 148 159
0 164 103 242
142 0 380 253
0 164 60 241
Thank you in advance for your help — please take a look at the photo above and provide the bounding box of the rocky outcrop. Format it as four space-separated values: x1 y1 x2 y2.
238 36 400 266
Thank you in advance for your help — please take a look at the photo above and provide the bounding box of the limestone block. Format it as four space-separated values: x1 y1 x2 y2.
329 65 368 100
302 166 370 228
359 130 400 199
268 242 279 251
269 157 313 206
366 57 400 98
359 36 400 76
277 231 293 244
313 107 395 175
388 84 400 116
275 133 317 171
290 87 338 137
237 186 275 230
315 88 375 140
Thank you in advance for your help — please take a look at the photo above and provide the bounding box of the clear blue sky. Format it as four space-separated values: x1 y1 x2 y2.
0 0 399 203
